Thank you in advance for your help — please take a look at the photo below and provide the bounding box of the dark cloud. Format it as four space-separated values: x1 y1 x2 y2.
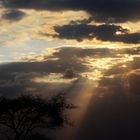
1 9 26 21
46 24 124 41
104 57 140 76
50 47 117 58
0 56 85 97
0 58 87 74
127 71 140 95
0 46 139 98
0 46 139 74
0 46 126 74
76 67 140 140
0 47 89 97
63 68 80 79
0 71 75 98
117 33 140 44
48 24 140 43
2 0 140 22
100 70 140 95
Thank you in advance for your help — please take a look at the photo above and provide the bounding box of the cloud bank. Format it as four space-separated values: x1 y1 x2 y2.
2 0 140 23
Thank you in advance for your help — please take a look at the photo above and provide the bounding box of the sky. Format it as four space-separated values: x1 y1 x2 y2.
0 0 140 140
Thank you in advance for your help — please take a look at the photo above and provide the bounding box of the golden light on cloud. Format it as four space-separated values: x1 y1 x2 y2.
32 73 77 84
118 22 140 33
115 31 123 35
18 45 139 83
82 70 102 81
0 1 140 139
0 9 89 47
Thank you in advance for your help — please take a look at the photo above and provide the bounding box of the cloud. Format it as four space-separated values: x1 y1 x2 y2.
104 57 140 76
47 23 140 44
0 72 75 98
117 33 140 44
0 46 139 98
101 70 140 94
63 68 80 79
1 9 26 21
2 0 140 23
76 65 140 140
0 47 89 97
126 70 140 95
1 46 139 74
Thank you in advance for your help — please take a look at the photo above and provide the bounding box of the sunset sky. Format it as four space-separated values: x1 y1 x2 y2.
0 0 140 139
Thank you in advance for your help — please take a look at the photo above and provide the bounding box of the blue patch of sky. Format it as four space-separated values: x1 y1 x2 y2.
0 39 65 62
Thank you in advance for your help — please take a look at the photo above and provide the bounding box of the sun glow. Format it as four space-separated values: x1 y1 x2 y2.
115 31 123 35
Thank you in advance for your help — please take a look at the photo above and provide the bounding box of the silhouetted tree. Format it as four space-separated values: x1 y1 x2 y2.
0 93 74 140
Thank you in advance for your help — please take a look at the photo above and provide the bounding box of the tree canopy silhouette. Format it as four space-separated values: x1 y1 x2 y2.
0 93 74 140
